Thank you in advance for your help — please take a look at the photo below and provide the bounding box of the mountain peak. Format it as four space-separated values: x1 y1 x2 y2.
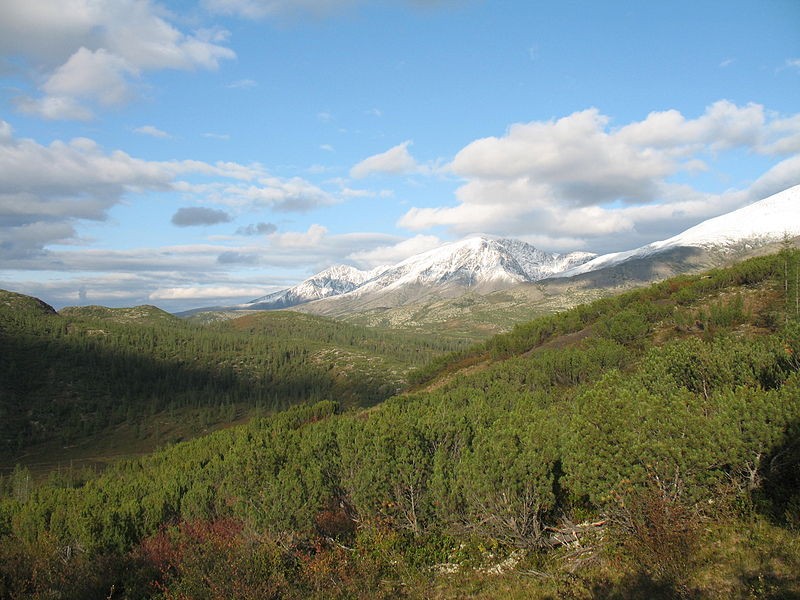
244 263 386 310
237 236 597 312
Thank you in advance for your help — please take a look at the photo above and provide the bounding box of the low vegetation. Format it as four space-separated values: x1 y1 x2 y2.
0 299 468 471
1 248 799 598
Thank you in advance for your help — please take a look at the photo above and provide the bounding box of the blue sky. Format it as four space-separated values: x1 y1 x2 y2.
0 0 798 311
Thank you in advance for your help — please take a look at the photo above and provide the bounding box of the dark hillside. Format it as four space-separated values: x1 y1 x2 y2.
0 299 467 471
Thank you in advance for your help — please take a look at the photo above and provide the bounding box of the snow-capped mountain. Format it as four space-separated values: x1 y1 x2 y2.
237 237 596 312
182 185 800 319
338 237 595 300
243 264 387 310
558 184 800 278
498 238 597 280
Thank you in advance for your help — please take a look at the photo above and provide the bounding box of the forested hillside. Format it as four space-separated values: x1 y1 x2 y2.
0 296 467 470
1 249 799 598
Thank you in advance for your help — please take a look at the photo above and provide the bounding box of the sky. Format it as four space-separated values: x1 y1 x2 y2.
0 0 799 312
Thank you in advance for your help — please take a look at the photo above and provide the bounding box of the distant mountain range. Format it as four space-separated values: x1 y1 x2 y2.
182 184 800 318
211 238 595 314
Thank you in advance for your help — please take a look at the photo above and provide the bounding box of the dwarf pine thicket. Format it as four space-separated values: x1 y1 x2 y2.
1 249 799 598
0 303 468 456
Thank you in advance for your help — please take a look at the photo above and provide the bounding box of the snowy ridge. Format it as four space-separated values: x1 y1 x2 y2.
191 185 799 315
559 184 800 278
243 237 597 310
244 264 387 309
346 237 596 297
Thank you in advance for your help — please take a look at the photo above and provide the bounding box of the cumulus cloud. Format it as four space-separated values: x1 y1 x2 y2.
615 101 766 152
346 234 442 268
171 207 232 227
350 141 419 179
0 243 293 311
15 95 94 121
399 101 800 253
0 0 235 119
270 223 329 248
0 121 174 256
42 47 136 107
0 121 330 262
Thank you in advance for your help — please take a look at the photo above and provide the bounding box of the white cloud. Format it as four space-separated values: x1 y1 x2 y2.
42 47 136 106
270 224 329 248
0 0 235 119
400 101 800 253
135 124 171 139
453 111 667 204
0 126 173 237
149 285 268 300
15 95 94 121
175 176 336 212
346 234 442 268
0 266 290 311
616 100 766 152
0 122 333 261
350 141 419 179
246 226 403 271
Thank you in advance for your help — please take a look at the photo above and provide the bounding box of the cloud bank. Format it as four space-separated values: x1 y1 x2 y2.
399 101 800 252
0 120 340 262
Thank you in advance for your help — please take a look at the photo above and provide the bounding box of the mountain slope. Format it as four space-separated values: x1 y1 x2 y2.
559 184 800 278
299 237 596 316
